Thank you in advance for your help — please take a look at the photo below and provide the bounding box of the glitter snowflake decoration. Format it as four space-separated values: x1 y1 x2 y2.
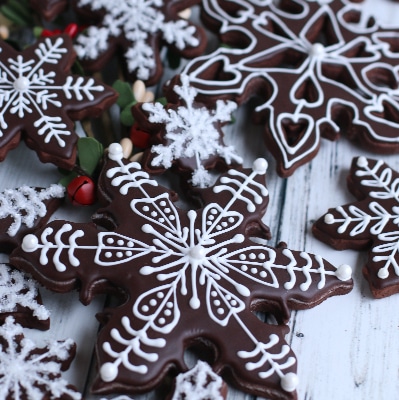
0 34 116 169
0 316 81 399
13 143 352 400
313 156 399 299
182 0 399 176
74 0 206 85
133 74 243 187
0 264 50 330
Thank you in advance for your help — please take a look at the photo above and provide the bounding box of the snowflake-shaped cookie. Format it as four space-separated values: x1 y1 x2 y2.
182 0 399 176
313 156 399 299
12 143 353 399
29 0 68 20
133 74 243 187
73 0 207 85
0 34 117 169
0 264 50 330
0 316 81 399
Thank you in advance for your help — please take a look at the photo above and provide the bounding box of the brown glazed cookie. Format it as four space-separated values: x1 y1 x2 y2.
0 34 117 169
73 0 207 85
132 74 243 187
0 316 81 399
11 143 353 400
313 156 399 299
180 0 399 177
29 0 68 20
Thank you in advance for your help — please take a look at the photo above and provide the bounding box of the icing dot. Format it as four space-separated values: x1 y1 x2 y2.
158 318 166 325
230 299 237 306
169 215 176 220
216 225 222 230
164 208 171 213
259 253 266 260
22 234 39 252
336 264 352 281
225 294 231 300
149 299 157 306
100 362 119 382
324 213 335 224
189 245 206 260
142 305 149 312
252 158 268 174
378 268 389 279
158 218 165 223
127 241 134 247
251 267 258 274
214 300 221 306
117 240 124 246
249 253 256 260
108 143 123 160
166 302 173 308
157 292 164 299
160 201 166 206
310 42 325 57
228 217 234 223
211 208 218 214
211 291 217 297
125 251 132 257
151 211 157 217
281 372 299 392
241 265 248 272
239 254 246 261
116 252 123 258
107 238 114 244
13 76 29 91
357 156 368 168
221 221 228 227
105 252 112 258
142 206 150 212
164 309 172 316
207 221 212 225
217 308 225 315
260 271 267 278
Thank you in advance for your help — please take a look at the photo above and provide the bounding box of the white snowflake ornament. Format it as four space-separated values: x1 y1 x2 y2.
133 74 243 187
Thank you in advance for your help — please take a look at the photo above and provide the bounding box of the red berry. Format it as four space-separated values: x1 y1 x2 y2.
64 23 78 38
67 176 96 206
130 123 151 149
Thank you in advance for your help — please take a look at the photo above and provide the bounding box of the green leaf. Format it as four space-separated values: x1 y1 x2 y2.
58 171 78 188
0 0 33 26
33 26 43 38
120 103 136 127
112 80 136 108
77 137 103 176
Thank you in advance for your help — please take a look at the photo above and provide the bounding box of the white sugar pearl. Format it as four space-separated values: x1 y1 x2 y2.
22 234 38 252
281 372 299 392
100 362 119 382
133 80 146 102
324 213 335 224
357 156 368 168
378 268 389 279
108 143 123 160
252 158 268 174
336 264 352 281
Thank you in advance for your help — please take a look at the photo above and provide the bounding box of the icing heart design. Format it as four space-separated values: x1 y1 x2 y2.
276 112 316 155
362 62 399 96
364 94 399 129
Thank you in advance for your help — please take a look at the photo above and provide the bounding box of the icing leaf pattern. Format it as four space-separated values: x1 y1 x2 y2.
13 144 352 400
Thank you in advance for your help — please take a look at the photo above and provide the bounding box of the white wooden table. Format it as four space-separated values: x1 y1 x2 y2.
3 1 399 399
